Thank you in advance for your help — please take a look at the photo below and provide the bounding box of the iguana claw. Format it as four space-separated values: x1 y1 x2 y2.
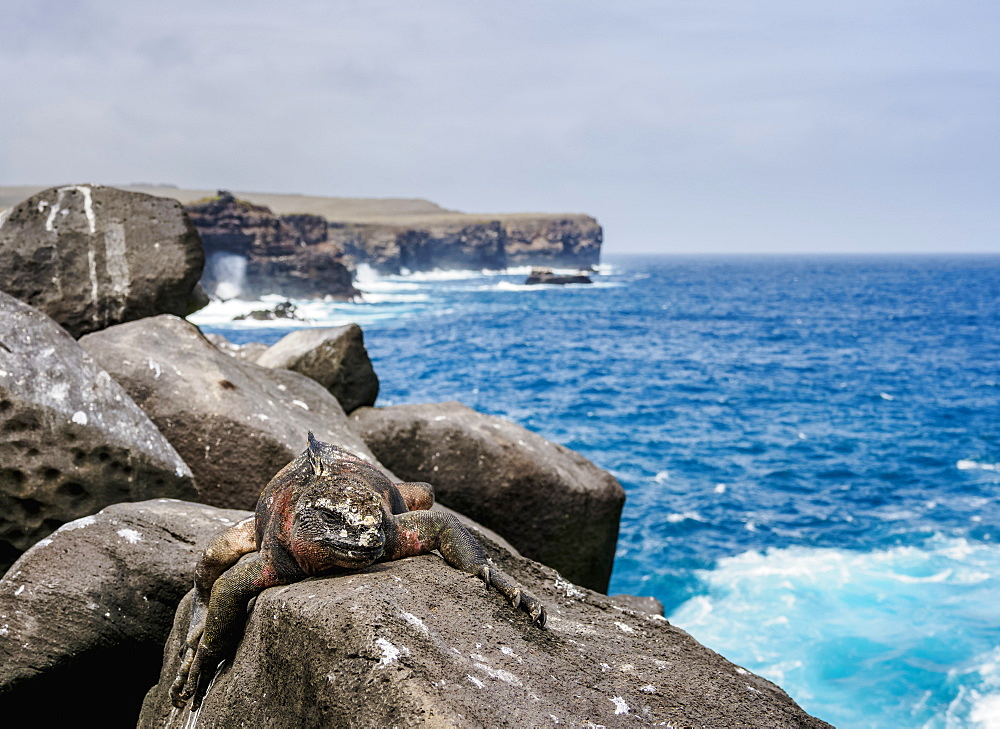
509 587 521 609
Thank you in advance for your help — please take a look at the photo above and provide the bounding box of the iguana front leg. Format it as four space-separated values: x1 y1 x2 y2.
171 550 291 709
387 511 547 627
170 517 257 707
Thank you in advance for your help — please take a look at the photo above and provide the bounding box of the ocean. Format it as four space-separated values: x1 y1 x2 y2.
192 255 1000 729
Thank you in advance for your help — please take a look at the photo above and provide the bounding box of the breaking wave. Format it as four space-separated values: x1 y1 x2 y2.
669 536 1000 728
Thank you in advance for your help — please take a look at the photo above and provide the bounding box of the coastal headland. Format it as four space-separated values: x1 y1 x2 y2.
1 185 603 301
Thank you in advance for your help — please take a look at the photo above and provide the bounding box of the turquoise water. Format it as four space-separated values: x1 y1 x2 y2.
197 255 1000 728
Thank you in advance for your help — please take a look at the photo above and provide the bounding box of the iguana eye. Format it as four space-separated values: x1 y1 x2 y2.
315 509 344 527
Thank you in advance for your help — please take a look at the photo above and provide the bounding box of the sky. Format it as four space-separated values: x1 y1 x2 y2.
2 0 998 254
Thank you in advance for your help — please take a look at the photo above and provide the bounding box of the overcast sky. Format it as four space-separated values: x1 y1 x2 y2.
2 1 998 254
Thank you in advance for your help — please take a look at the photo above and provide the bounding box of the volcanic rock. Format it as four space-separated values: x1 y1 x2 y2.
349 402 625 593
524 267 594 285
0 500 250 726
0 292 197 573
503 216 603 268
0 184 204 338
185 191 358 300
254 324 379 414
610 593 666 616
232 300 303 321
139 534 831 729
333 215 602 275
78 315 378 510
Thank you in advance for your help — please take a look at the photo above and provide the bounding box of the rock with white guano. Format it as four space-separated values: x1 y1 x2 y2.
0 184 204 338
0 292 198 573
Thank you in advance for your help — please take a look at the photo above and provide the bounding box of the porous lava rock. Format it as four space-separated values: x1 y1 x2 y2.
349 402 625 593
140 536 831 729
0 500 251 727
609 593 666 616
0 184 204 338
78 315 380 510
0 292 197 573
254 324 379 414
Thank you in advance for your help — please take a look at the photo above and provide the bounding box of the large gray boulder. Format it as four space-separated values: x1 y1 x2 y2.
0 500 250 727
350 402 625 593
253 324 379 413
78 315 381 510
140 536 831 728
0 292 197 573
0 184 204 338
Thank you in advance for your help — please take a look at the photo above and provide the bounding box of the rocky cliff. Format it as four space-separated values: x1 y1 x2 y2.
329 213 602 274
184 191 359 300
177 188 601 277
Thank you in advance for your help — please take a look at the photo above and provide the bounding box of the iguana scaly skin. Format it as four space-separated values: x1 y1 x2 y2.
170 433 547 709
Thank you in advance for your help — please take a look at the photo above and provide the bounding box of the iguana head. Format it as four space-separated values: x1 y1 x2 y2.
290 433 387 570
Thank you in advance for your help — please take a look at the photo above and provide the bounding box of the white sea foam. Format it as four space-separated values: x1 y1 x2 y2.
669 536 1000 729
356 292 430 304
190 262 616 329
391 268 506 281
665 511 704 523
356 279 424 293
957 459 1000 472
493 281 550 292
188 292 430 329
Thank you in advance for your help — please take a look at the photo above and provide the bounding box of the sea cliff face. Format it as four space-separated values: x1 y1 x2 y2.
183 192 359 300
331 213 601 274
180 189 602 278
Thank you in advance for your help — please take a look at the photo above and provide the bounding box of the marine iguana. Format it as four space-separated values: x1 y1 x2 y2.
170 433 547 709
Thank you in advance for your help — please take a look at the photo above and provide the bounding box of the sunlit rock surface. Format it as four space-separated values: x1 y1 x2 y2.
141 534 831 729
0 184 204 338
252 324 380 414
0 293 196 572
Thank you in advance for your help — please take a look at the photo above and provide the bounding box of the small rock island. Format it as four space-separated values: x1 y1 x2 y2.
524 266 594 285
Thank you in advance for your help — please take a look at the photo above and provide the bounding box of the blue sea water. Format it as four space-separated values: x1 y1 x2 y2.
194 255 1000 728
